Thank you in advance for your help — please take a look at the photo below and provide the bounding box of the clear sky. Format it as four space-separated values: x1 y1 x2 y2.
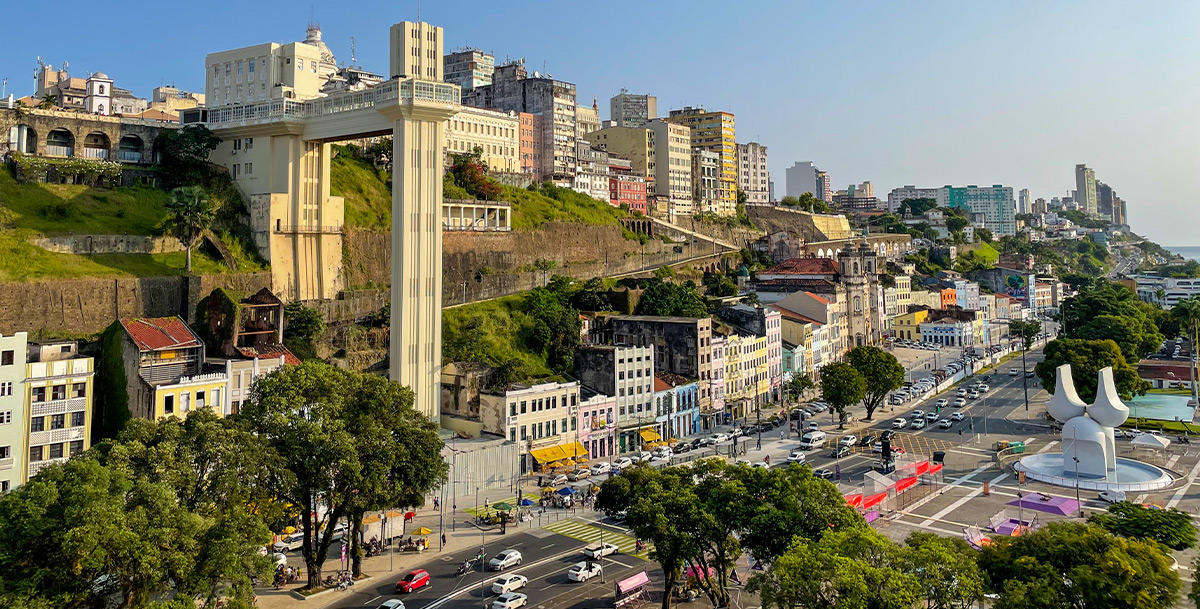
4 1 1198 245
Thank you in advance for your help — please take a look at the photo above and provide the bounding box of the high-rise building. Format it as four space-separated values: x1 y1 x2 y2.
692 150 720 213
736 142 769 205
609 89 657 128
576 99 601 136
647 119 693 220
815 170 831 202
785 161 831 200
1095 181 1118 224
886 186 946 213
442 47 494 92
465 61 577 183
832 182 880 210
1033 197 1048 215
1075 164 1098 217
1118 199 1128 226
584 125 653 186
0 332 27 492
519 112 542 180
887 185 1016 235
665 107 736 215
1019 188 1031 215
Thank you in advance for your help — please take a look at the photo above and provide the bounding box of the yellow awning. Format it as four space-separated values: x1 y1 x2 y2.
530 442 588 463
640 429 662 443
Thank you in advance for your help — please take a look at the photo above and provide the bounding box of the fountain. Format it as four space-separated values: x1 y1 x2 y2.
1013 364 1175 492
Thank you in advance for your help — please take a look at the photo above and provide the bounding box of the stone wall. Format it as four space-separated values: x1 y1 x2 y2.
0 272 272 336
0 107 177 165
31 234 184 255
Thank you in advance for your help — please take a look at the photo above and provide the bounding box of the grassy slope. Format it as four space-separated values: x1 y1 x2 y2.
0 171 169 235
977 241 999 265
0 229 240 282
442 294 552 376
502 185 625 231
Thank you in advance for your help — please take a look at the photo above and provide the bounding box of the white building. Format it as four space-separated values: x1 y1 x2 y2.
0 333 27 492
647 118 693 219
609 89 657 128
785 161 824 199
445 106 520 173
480 380 582 473
887 186 947 213
736 142 769 205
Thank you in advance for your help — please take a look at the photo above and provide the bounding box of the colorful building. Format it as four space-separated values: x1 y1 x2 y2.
577 389 615 461
666 106 736 215
116 317 228 421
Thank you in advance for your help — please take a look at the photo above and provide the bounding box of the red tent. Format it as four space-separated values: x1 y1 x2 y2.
845 493 863 507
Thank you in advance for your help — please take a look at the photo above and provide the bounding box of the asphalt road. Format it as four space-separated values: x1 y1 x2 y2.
330 526 655 609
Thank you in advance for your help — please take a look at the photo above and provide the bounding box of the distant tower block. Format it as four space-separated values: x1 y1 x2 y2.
383 21 460 421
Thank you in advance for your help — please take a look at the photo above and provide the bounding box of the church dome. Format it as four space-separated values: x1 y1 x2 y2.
303 24 339 76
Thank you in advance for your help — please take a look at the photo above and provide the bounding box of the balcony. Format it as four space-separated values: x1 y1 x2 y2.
28 457 69 477
0 457 12 471
119 150 143 163
29 426 86 446
45 144 74 157
82 147 109 160
30 397 87 417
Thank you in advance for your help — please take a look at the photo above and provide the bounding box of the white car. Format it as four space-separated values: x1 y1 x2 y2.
492 575 529 594
839 435 857 447
272 532 305 552
489 549 523 571
379 600 406 609
936 399 949 408
925 412 939 422
910 410 925 419
978 384 990 392
938 419 953 429
950 412 966 421
584 543 619 559
752 461 770 469
956 389 968 397
953 398 967 407
651 447 672 459
613 457 634 470
892 418 908 429
568 562 603 582
787 450 807 463
967 390 980 400
637 452 653 462
492 593 529 609
1009 369 1019 376
710 433 730 443
806 422 820 432
590 462 612 475
910 418 926 430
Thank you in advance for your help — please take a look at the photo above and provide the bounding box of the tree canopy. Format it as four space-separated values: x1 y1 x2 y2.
1060 281 1163 362
845 346 905 420
820 362 867 426
1035 338 1149 402
1088 502 1197 551
635 279 709 318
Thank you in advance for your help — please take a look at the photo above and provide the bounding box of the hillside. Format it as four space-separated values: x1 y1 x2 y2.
330 151 393 230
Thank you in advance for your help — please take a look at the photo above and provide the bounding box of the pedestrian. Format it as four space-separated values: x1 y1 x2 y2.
434 497 440 510
441 532 446 547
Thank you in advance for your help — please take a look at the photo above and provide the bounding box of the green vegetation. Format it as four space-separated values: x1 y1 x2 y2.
896 197 938 216
1155 258 1200 278
331 146 393 229
845 346 905 421
636 279 708 317
1088 502 1197 551
509 182 627 230
996 234 1110 277
819 362 867 427
0 170 169 235
779 192 830 213
1034 338 1148 402
0 229 243 282
282 301 325 361
1060 281 1164 362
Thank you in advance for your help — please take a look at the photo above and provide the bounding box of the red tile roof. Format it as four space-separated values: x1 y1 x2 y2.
236 344 302 366
803 291 831 305
120 317 202 351
762 258 839 276
653 377 671 392
1137 364 1192 381
769 305 824 326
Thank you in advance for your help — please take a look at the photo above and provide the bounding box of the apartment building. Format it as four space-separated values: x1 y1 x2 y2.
666 106 736 215
0 333 27 492
443 47 494 92
576 101 601 136
610 157 647 214
479 380 583 473
573 344 655 454
610 89 657 127
574 141 610 202
647 119 693 219
115 317 227 421
692 150 720 214
736 142 769 205
653 374 699 440
445 106 520 173
583 126 654 186
607 316 713 414
23 341 94 482
518 112 543 180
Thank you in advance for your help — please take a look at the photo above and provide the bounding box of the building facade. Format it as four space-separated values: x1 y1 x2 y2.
573 141 610 202
0 333 27 492
785 161 823 200
576 101 601 136
578 390 616 461
584 126 654 185
609 89 657 128
607 316 713 413
479 381 583 473
692 149 720 214
610 157 648 213
666 107 736 215
24 341 93 482
1075 164 1098 217
647 119 693 220
736 142 769 205
573 344 655 454
116 317 227 422
518 112 542 180
443 48 494 92
444 106 520 173
886 186 946 214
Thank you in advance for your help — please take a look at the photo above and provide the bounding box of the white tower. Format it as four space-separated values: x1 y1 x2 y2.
85 72 113 115
384 21 459 421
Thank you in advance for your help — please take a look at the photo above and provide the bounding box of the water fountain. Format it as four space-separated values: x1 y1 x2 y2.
1013 364 1175 491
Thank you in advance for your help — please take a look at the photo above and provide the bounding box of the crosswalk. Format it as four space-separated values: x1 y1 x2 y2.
544 518 650 560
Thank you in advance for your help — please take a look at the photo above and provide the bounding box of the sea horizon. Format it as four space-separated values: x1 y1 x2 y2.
1167 246 1200 262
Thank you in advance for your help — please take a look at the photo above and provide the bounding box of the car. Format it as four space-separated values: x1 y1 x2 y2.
651 447 672 459
729 427 745 437
967 390 980 399
590 462 612 475
584 543 619 559
272 532 305 552
839 434 857 447
489 550 523 571
698 437 716 446
549 473 570 486
892 418 908 429
910 409 925 419
568 469 592 481
787 450 807 463
492 593 529 609
829 445 852 458
1026 370 1036 378
954 398 967 407
637 452 652 462
813 468 835 480
1009 368 1019 376
806 422 820 432
950 412 966 421
936 399 949 408
752 461 770 469
614 457 634 470
567 562 603 582
873 460 897 474
925 412 939 422
492 575 529 594
379 600 406 609
938 419 953 429
395 569 431 593
859 433 878 447
710 433 730 443
956 389 968 397
675 442 693 454
978 384 990 392
1098 490 1128 504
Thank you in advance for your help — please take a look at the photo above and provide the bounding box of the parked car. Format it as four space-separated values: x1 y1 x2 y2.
395 569 431 593
956 389 968 397
925 412 939 421
710 433 730 444
550 474 569 486
1098 490 1128 504
567 562 603 582
839 434 858 447
492 593 529 609
272 532 305 553
829 445 852 458
489 550 523 571
613 457 634 470
568 469 592 481
950 412 966 421
590 462 612 475
379 600 406 609
637 452 652 462
584 543 619 559
492 575 529 594
978 384 990 392
806 422 820 432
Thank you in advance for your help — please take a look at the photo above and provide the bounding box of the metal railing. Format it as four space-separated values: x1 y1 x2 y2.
205 78 460 126
118 150 143 162
30 397 88 417
81 147 109 159
275 224 344 234
0 458 12 471
45 144 73 157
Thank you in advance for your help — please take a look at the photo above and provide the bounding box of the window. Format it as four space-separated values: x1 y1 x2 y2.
71 411 84 427
52 385 66 401
0 350 11 365
29 446 43 462
30 417 44 432
0 411 9 424
520 425 527 440
297 58 305 71
72 383 86 399
181 392 190 413
50 414 64 430
164 395 174 415
69 441 84 456
510 402 517 417
0 382 10 397
248 61 255 74
509 428 516 442
520 400 527 414
245 137 253 150
561 418 567 433
0 446 7 458
49 443 64 459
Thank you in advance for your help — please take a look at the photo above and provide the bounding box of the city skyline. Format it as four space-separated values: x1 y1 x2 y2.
3 1 1197 243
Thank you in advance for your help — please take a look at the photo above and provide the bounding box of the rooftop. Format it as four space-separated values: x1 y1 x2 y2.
761 258 839 276
120 317 202 352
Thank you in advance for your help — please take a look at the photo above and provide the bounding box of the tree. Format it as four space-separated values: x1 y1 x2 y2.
779 195 801 208
1060 281 1163 362
701 271 738 297
820 362 867 428
165 186 216 273
571 277 612 312
1171 296 1200 412
733 463 865 563
1035 338 1149 402
976 227 994 243
845 346 905 420
977 522 1181 609
37 93 57 109
784 374 814 405
946 215 970 234
242 362 446 589
1089 502 1197 551
903 532 985 609
523 287 582 375
283 301 325 361
635 280 708 318
897 198 938 217
157 125 223 188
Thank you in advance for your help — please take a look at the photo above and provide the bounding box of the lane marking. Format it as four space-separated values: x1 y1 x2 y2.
1167 458 1200 509
920 472 1008 526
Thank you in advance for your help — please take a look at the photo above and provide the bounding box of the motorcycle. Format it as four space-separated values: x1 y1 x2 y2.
456 559 475 576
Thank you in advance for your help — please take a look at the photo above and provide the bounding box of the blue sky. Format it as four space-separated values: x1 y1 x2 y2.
5 1 1198 245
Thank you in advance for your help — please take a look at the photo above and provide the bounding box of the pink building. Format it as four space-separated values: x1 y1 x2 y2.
578 390 616 460
609 157 647 213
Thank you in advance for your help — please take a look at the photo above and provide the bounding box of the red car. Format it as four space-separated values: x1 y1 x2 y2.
396 569 431 593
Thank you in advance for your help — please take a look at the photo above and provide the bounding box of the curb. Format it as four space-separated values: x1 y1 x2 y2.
287 574 374 602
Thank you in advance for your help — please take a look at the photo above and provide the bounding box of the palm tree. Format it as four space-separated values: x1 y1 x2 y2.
165 186 215 273
1171 296 1200 408
37 94 57 109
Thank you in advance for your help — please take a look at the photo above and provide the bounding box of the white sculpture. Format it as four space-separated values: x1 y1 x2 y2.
1046 364 1130 478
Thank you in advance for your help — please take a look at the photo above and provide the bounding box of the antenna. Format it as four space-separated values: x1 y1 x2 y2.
351 35 357 66
418 0 421 22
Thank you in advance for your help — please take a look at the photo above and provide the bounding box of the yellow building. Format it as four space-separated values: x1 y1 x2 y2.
117 317 228 421
22 341 94 482
583 126 654 185
666 106 736 215
720 332 771 420
892 309 930 341
445 106 520 173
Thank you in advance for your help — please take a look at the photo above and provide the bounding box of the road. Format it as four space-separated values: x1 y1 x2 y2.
329 524 656 609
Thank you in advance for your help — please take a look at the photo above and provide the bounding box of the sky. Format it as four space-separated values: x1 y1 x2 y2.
4 1 1199 245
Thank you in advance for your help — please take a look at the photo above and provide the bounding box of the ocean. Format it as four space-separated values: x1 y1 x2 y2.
1168 246 1200 262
